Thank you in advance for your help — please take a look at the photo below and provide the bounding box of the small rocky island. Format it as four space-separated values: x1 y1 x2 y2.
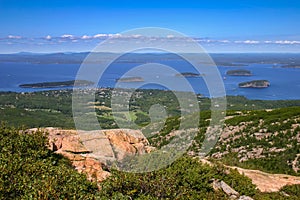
19 80 94 88
226 69 252 76
239 80 270 88
175 72 204 77
116 77 144 82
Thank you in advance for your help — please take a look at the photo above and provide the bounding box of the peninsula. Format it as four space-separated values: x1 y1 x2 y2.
19 80 94 88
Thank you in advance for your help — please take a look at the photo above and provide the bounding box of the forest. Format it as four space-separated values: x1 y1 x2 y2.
0 89 300 199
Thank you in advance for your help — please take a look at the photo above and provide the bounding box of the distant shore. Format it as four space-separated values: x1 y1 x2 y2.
19 80 94 88
116 77 144 83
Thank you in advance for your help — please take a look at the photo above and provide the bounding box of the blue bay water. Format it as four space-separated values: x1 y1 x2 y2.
0 61 299 100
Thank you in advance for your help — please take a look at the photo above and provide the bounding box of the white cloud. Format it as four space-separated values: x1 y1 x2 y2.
166 34 175 38
274 40 300 44
234 40 241 43
194 38 206 42
8 35 22 39
245 40 259 44
261 40 300 44
264 40 273 44
93 33 123 39
81 35 92 39
194 39 231 44
132 34 142 38
61 34 74 39
219 40 230 43
235 40 260 44
110 33 122 38
93 34 108 38
4 34 300 53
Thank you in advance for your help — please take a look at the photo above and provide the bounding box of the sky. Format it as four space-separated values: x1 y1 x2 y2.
0 0 300 53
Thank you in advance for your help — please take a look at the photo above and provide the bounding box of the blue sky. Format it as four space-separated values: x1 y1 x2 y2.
0 0 300 53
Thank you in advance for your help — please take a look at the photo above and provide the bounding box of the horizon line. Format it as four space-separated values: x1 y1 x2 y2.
1 51 300 55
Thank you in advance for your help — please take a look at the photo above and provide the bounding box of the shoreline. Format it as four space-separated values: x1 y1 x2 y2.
0 88 299 101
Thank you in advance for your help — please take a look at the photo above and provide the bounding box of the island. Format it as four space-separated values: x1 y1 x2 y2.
19 80 94 88
281 65 300 69
175 72 204 77
226 69 252 76
238 80 270 88
116 77 144 82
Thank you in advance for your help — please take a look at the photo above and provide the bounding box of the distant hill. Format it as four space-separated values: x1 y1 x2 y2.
1 52 300 66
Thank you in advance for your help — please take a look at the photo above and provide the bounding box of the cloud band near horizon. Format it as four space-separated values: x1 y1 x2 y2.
1 33 300 53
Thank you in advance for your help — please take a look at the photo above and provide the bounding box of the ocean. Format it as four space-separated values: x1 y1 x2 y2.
0 61 299 100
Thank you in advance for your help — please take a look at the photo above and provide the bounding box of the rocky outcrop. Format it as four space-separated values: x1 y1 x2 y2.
201 159 300 193
292 154 300 173
102 129 152 160
238 196 255 200
212 179 254 200
228 166 300 193
27 128 154 185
